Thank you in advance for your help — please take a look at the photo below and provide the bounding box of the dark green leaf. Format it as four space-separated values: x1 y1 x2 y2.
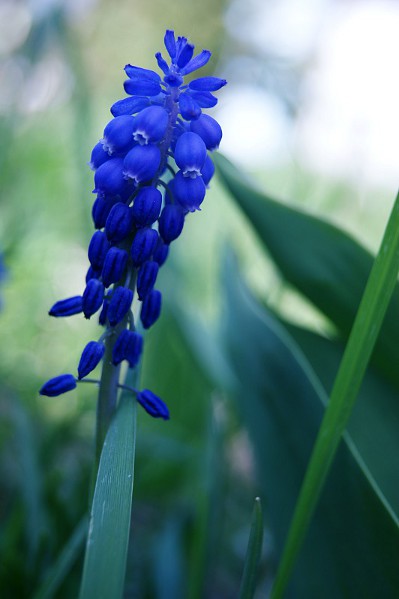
220 250 399 598
215 153 399 389
239 497 263 599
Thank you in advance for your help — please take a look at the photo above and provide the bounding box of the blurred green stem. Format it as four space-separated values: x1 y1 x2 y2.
271 190 399 598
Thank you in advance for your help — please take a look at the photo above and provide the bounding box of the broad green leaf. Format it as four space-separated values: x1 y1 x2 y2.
79 394 136 599
215 154 399 389
284 321 399 511
239 497 263 599
220 251 399 598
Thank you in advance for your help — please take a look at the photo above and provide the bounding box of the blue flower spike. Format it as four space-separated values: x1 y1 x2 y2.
41 30 225 420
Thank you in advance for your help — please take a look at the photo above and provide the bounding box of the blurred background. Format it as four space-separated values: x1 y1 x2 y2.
0 0 398 597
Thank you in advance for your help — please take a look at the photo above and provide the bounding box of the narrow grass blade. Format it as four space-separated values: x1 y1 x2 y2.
79 394 136 599
239 498 263 599
271 190 399 598
33 517 88 599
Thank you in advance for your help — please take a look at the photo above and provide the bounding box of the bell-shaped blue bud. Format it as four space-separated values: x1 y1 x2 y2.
105 202 134 243
164 30 176 59
86 266 100 284
136 389 169 419
172 170 206 212
158 204 185 244
49 296 83 317
78 341 105 380
124 65 162 96
153 238 169 267
136 260 159 300
180 50 212 76
110 96 150 117
93 157 128 197
88 230 110 271
107 286 133 327
187 90 218 108
132 106 169 145
178 93 201 121
123 145 161 185
92 195 118 229
82 279 104 319
190 114 222 151
40 374 76 397
98 299 109 326
131 228 158 267
201 154 215 185
189 76 227 92
177 42 194 68
140 289 162 329
102 115 136 155
89 142 111 170
174 132 207 178
101 247 128 288
131 186 162 227
112 329 143 367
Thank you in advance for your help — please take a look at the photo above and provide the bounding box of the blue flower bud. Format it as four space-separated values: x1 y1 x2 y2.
123 145 161 185
107 286 133 327
131 186 162 227
112 329 143 367
110 96 150 117
98 299 109 326
93 157 128 197
40 374 76 397
82 279 104 319
89 142 111 170
102 115 136 155
140 289 162 329
201 154 215 185
78 341 105 380
105 202 134 243
124 64 162 96
88 230 110 271
190 114 222 151
177 42 194 68
132 106 169 145
136 260 159 300
164 30 176 59
174 132 207 177
180 50 212 75
49 296 83 317
158 204 185 244
131 228 158 267
189 77 227 92
178 93 201 121
136 389 169 419
187 90 218 108
172 170 206 212
101 247 128 288
153 238 169 267
92 195 118 229
86 266 100 283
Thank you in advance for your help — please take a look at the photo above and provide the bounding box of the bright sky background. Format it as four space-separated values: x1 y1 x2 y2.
219 0 399 190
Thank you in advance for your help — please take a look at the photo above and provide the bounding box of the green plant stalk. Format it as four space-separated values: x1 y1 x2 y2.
270 190 399 599
239 497 263 599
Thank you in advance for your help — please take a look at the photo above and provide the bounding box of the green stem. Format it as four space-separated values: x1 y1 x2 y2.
270 190 399 598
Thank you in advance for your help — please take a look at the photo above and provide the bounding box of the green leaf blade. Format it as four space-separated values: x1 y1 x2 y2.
79 394 136 599
239 497 264 599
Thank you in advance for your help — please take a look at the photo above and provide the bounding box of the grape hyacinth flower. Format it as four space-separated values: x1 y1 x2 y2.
40 30 225 438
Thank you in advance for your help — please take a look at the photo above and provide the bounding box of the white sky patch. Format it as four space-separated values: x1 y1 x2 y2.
222 0 399 189
216 85 291 168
